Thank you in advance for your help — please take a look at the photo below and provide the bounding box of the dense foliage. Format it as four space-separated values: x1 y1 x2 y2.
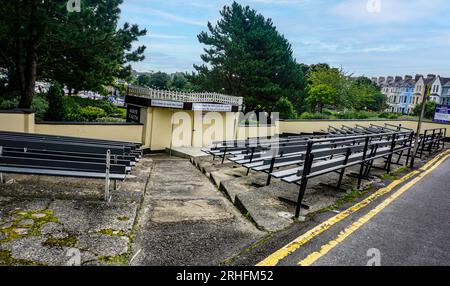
412 101 437 120
62 96 125 122
0 0 146 108
45 83 65 121
137 72 193 91
274 97 297 120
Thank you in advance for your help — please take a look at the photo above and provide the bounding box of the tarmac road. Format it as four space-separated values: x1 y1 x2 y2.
255 151 450 266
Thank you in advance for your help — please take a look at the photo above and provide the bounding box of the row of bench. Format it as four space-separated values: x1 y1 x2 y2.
416 128 446 159
0 131 142 201
204 124 446 218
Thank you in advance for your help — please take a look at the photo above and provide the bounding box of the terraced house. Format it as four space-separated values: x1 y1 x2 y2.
378 74 449 114
412 75 436 110
442 81 450 106
398 76 415 115
430 76 450 104
382 75 414 114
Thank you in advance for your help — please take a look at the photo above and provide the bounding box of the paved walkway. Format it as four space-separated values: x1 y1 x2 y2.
256 151 450 266
131 155 263 266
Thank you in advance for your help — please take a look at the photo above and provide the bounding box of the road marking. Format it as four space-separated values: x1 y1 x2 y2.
298 152 450 266
256 150 450 266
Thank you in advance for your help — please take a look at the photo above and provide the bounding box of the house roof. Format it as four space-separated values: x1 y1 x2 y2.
439 77 450 85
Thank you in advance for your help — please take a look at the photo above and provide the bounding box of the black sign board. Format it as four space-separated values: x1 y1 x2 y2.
126 105 141 123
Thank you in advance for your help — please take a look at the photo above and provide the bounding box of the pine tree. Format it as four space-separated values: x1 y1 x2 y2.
194 2 305 112
0 0 146 108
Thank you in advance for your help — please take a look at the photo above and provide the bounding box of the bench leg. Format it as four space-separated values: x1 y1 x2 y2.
357 162 365 190
420 141 425 159
336 168 347 191
266 174 271 186
221 147 228 164
105 179 111 202
295 178 309 219
105 150 112 202
266 158 276 186
396 150 404 165
0 172 3 184
406 147 412 167
295 153 314 218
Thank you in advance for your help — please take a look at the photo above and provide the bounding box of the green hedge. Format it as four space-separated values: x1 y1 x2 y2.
62 96 124 122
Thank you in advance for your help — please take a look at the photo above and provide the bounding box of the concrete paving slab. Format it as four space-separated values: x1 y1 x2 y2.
151 199 234 223
167 147 210 159
131 154 264 266
0 157 152 266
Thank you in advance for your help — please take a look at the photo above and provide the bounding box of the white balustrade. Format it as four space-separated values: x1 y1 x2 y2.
127 85 243 106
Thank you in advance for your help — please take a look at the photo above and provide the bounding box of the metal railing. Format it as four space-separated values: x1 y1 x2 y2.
127 85 244 107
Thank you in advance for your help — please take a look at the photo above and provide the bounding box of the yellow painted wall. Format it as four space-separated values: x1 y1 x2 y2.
35 123 143 143
0 112 35 133
149 107 177 150
200 111 238 147
279 120 450 136
237 125 277 140
162 110 240 149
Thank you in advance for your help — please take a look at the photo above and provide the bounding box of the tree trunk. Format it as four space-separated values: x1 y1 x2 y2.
17 0 38 109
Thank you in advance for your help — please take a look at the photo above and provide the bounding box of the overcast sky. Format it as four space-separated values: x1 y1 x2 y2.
119 0 450 77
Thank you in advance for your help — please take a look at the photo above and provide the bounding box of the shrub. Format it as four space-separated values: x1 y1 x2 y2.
0 97 19 110
299 112 330 120
274 97 297 119
412 101 437 119
67 96 118 116
62 96 82 118
31 94 49 120
66 106 106 122
321 109 333 116
45 83 65 121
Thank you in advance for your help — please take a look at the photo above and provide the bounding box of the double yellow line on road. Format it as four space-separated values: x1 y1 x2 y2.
257 150 450 266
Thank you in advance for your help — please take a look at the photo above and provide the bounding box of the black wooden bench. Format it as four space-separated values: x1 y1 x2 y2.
270 131 414 217
0 131 141 201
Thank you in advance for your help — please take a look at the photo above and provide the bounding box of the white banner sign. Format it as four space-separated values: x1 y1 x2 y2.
192 103 232 112
434 105 450 123
151 100 184 109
